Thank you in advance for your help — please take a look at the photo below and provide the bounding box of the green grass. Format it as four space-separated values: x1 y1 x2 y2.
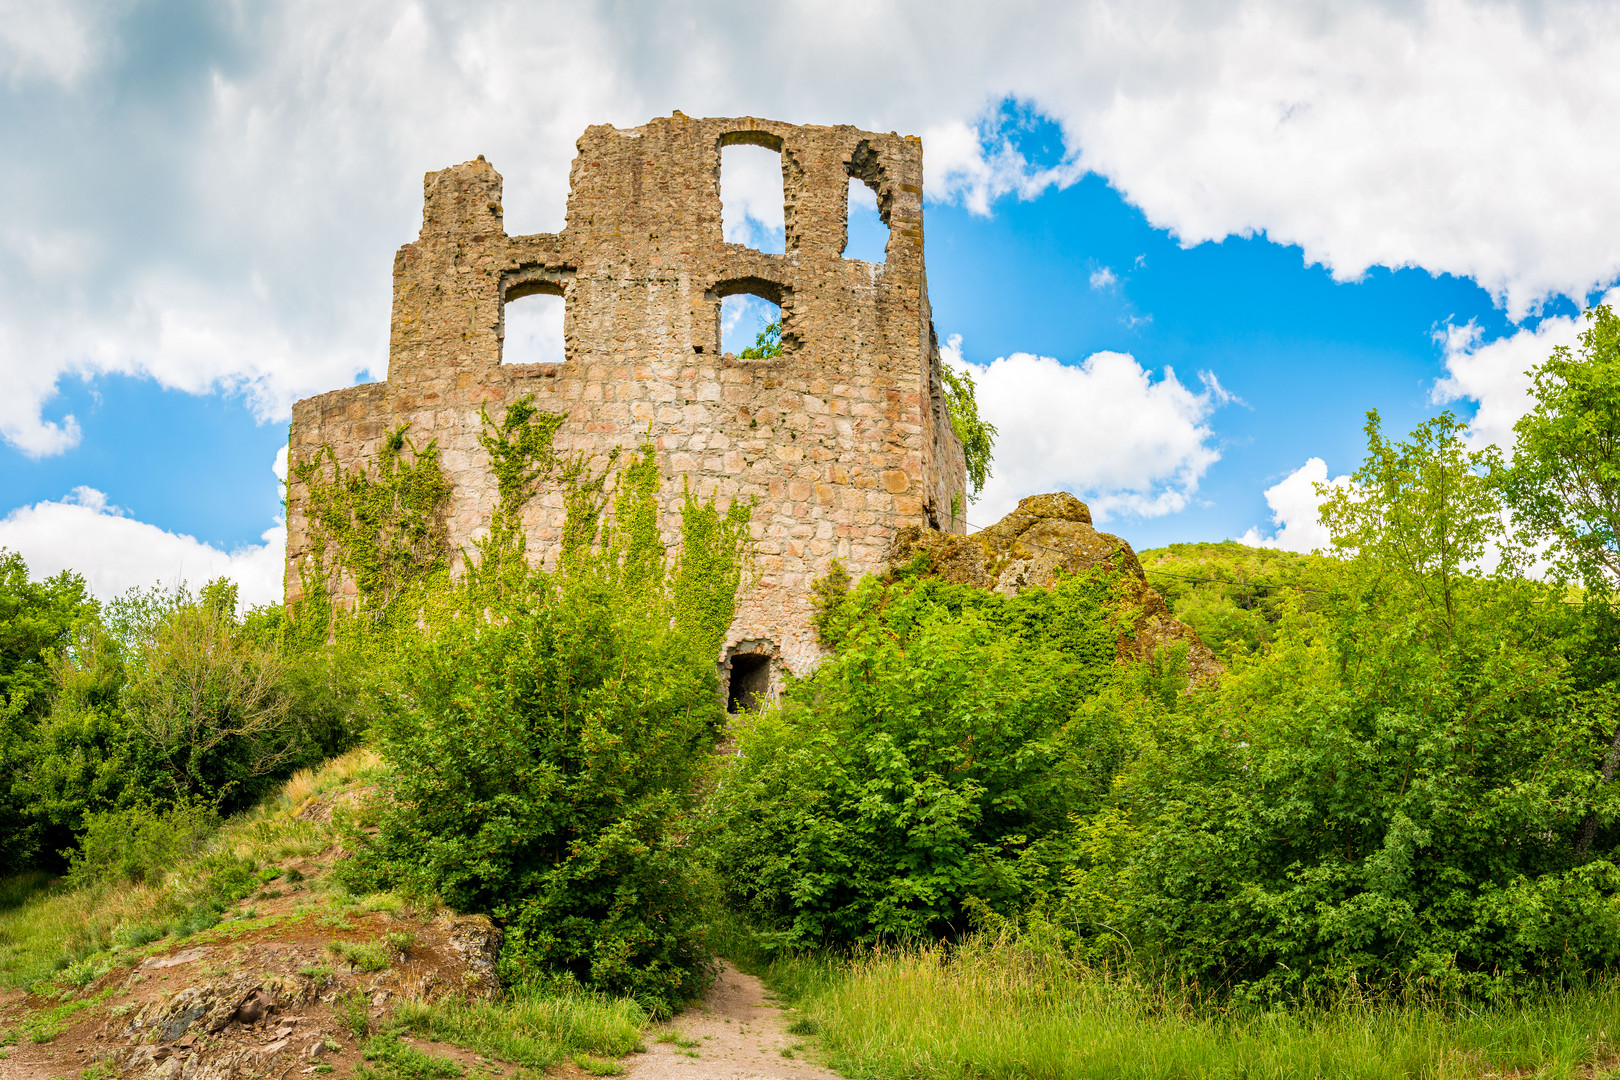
572 1052 626 1075
330 939 392 972
358 1031 462 1079
21 986 115 1044
757 932 1620 1080
654 1031 698 1048
392 982 646 1071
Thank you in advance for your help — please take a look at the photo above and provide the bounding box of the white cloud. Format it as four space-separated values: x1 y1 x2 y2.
502 293 565 365
922 113 1087 216
1434 287 1620 452
720 143 786 250
0 0 97 87
1089 266 1117 290
1239 457 1350 553
4 0 1620 458
945 335 1232 525
0 448 288 607
0 488 286 607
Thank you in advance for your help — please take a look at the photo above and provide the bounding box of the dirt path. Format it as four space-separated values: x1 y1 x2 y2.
625 963 843 1080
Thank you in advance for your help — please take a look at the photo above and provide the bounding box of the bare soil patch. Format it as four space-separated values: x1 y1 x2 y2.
626 964 840 1080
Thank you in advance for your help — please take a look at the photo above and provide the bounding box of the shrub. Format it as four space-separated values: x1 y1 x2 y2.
342 447 749 1015
706 571 1124 947
1061 415 1620 999
65 801 220 887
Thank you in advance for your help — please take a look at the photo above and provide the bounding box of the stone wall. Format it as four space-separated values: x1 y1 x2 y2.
286 113 967 682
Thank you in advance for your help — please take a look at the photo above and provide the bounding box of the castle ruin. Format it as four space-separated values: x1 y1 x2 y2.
284 114 968 695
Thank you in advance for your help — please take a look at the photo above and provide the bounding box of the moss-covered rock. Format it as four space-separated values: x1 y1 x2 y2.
888 493 1220 684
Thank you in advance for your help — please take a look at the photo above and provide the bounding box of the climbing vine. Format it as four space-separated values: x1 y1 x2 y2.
474 395 567 567
291 426 452 622
672 483 755 659
941 363 997 501
293 395 753 664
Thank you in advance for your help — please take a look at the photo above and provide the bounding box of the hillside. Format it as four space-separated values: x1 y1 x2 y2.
1136 540 1345 663
0 752 645 1080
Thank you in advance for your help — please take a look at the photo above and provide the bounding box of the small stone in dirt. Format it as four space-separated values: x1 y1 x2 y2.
232 988 275 1025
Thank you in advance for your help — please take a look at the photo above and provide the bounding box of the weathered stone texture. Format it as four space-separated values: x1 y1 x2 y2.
286 114 967 677
888 493 1222 685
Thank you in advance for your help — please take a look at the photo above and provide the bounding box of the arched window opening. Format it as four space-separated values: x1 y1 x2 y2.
502 292 564 365
720 142 786 255
721 293 782 357
844 177 889 262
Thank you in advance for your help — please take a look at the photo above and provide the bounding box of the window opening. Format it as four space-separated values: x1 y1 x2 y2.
720 143 786 254
502 292 564 365
844 178 889 262
721 293 782 357
727 653 771 713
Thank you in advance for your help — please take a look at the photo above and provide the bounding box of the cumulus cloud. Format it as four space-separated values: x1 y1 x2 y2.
1434 287 1620 452
944 335 1232 525
1239 458 1350 553
922 112 1087 216
0 0 98 87
1089 266 1117 290
720 143 786 251
0 488 286 607
0 449 288 606
4 0 1620 458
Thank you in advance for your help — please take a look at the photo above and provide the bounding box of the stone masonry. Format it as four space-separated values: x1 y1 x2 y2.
285 113 968 688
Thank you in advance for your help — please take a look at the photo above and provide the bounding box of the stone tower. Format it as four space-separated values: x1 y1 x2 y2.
285 113 967 694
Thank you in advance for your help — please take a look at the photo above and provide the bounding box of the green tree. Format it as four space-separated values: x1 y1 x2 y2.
0 550 96 718
1504 303 1620 854
1505 304 1620 591
739 318 782 359
0 551 98 870
940 363 997 501
1319 410 1503 639
1065 414 1620 999
707 571 1123 947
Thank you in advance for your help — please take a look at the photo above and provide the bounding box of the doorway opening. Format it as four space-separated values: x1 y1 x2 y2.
727 653 771 713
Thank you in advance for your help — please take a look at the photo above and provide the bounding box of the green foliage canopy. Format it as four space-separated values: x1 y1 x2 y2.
1061 415 1620 1000
1506 303 1620 593
706 570 1123 948
940 363 997 501
344 448 751 1015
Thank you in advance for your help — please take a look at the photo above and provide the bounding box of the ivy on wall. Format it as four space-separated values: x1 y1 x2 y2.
291 426 452 624
293 395 753 664
475 395 567 567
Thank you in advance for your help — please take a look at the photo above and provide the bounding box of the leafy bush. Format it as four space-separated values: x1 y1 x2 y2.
0 567 380 874
65 801 220 886
1063 415 1620 999
342 447 749 1015
0 553 98 871
706 570 1124 947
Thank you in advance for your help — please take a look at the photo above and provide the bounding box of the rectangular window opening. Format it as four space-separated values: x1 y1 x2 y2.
721 293 782 358
844 178 889 262
720 144 786 255
727 653 771 713
502 293 564 365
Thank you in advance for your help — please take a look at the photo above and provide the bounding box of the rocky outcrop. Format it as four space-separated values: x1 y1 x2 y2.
888 492 1220 685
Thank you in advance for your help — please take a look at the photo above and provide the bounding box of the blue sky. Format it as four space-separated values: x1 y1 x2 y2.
1 1 1617 602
